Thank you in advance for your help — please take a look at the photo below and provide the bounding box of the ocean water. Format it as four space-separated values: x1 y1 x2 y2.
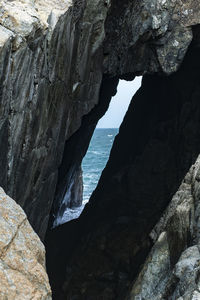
61 128 118 224
82 128 118 202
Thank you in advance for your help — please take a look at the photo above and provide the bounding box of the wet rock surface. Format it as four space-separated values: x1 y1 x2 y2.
0 187 51 299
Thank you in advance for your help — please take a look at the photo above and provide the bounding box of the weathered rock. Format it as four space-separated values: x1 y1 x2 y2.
103 0 200 75
45 42 200 299
0 187 51 299
1 0 200 240
1 0 200 298
128 155 200 300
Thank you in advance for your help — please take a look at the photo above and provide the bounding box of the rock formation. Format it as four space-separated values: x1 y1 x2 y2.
0 187 51 299
1 0 200 299
1 0 200 239
0 0 90 238
128 155 200 299
46 43 200 299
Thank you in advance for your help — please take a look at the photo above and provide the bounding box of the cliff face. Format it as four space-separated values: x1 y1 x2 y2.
128 155 200 299
1 0 200 239
0 0 105 238
1 0 200 299
103 0 198 75
46 43 200 299
0 187 51 299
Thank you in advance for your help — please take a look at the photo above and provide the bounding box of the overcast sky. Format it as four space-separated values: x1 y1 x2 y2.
97 77 142 128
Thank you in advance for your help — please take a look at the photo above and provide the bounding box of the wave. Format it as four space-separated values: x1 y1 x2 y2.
58 129 118 225
87 150 101 155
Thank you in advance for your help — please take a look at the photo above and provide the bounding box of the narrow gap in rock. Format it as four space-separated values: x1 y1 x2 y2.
59 77 142 224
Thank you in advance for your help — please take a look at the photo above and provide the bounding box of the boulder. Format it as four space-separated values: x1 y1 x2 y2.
0 187 51 299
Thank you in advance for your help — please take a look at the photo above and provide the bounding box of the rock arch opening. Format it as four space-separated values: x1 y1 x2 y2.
53 78 142 226
46 43 200 300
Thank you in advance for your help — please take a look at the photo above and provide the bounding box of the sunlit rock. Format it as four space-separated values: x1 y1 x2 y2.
0 187 51 299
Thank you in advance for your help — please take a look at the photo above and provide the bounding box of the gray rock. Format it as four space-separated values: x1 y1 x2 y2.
128 156 200 299
46 45 200 299
1 1 200 298
1 0 200 240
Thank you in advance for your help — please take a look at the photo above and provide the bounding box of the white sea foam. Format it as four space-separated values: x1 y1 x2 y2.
55 199 89 226
90 151 101 155
57 128 118 225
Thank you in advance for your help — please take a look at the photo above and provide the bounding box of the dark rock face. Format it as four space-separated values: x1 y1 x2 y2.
103 0 200 75
0 1 107 238
127 155 200 299
1 0 200 299
49 75 119 227
1 0 200 240
46 43 200 299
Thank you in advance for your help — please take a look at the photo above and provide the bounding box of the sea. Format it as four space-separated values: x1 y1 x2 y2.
60 128 118 224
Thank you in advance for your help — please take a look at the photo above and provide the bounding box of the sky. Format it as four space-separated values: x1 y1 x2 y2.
97 77 142 128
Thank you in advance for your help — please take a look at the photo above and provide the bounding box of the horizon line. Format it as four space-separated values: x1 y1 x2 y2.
96 127 119 129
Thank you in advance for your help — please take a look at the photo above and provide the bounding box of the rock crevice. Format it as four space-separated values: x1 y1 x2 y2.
1 0 200 239
46 42 200 299
1 0 200 299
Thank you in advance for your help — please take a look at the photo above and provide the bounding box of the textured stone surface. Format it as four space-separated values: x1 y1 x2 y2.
0 187 51 299
0 0 72 34
1 0 200 298
0 0 102 238
128 155 200 299
46 43 200 299
0 0 200 240
103 0 200 75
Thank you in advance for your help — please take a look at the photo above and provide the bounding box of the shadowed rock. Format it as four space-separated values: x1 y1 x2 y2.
1 0 200 299
1 0 200 239
46 43 200 299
